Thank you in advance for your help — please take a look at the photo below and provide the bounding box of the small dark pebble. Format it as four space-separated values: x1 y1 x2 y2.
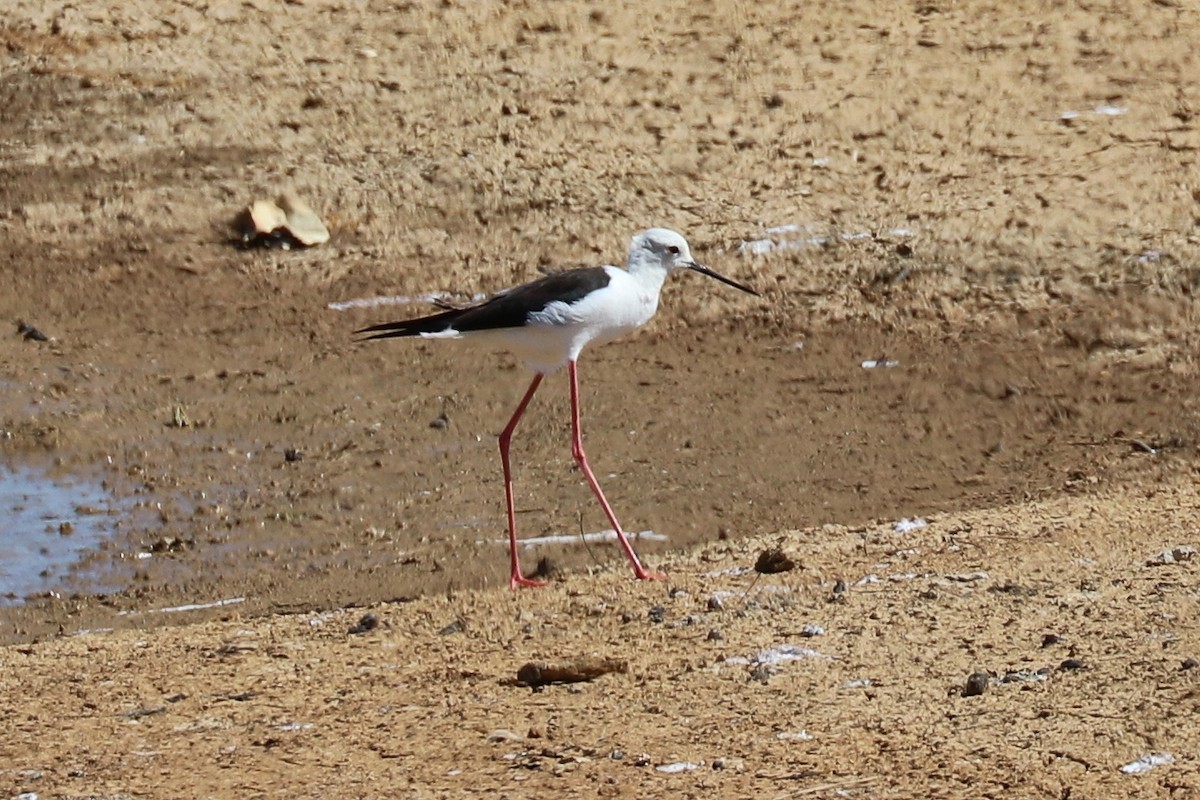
755 547 796 574
429 413 449 430
707 595 724 611
1182 658 1198 671
620 611 636 624
237 226 306 250
1058 658 1087 671
349 612 380 635
165 693 188 703
284 448 303 463
829 578 849 604
749 664 772 684
1041 634 1064 648
895 242 913 257
609 750 625 761
962 671 990 697
438 619 466 636
706 628 723 642
530 556 557 579
647 605 666 624
150 536 190 553
16 320 48 342
668 586 687 599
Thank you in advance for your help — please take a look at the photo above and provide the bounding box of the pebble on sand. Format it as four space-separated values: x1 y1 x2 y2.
237 192 330 249
962 671 990 697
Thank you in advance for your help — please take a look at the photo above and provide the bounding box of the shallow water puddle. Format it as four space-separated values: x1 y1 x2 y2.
0 463 120 603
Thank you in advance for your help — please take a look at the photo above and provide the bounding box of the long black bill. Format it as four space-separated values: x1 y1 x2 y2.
687 262 760 297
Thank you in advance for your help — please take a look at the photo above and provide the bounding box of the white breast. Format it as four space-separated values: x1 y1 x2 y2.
516 266 661 371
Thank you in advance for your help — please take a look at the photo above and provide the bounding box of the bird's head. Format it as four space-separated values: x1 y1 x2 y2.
630 228 697 273
629 228 760 296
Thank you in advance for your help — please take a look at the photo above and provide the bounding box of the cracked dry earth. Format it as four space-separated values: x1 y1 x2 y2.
3 0 1200 798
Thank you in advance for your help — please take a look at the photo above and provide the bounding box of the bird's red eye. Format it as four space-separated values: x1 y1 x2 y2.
667 245 680 255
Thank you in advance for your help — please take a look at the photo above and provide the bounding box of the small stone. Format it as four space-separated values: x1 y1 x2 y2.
706 628 723 642
438 619 465 635
829 578 848 604
348 612 379 634
1182 658 1198 670
276 192 330 246
962 671 990 697
429 413 449 430
1041 634 1064 648
1147 546 1197 566
706 595 724 611
655 761 699 774
284 448 303 463
800 623 825 637
246 199 287 236
647 605 666 624
530 555 557 580
169 405 189 428
16 321 48 342
485 729 523 743
1058 658 1087 671
237 192 329 248
755 547 796 574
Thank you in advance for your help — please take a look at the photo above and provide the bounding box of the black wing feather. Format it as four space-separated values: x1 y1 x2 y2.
355 266 611 341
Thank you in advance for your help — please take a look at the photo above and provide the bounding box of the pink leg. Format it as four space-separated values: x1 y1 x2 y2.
500 373 546 589
568 360 665 581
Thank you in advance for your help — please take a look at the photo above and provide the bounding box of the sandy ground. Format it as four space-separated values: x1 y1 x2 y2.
2 0 1200 796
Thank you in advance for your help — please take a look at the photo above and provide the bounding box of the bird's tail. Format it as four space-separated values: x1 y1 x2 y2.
354 307 463 341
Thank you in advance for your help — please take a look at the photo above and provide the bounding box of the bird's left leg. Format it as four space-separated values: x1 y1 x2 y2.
567 360 665 581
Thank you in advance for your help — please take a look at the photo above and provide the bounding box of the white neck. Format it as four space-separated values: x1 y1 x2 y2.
624 254 671 296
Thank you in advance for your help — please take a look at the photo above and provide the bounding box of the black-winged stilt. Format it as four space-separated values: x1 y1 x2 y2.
358 228 759 588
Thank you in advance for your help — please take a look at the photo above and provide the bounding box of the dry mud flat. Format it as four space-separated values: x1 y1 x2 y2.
3 0 1200 797
3 486 1200 799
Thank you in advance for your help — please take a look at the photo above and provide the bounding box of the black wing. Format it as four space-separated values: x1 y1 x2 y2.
355 266 611 340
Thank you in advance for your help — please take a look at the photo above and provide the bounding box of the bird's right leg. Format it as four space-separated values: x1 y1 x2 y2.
499 373 546 589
